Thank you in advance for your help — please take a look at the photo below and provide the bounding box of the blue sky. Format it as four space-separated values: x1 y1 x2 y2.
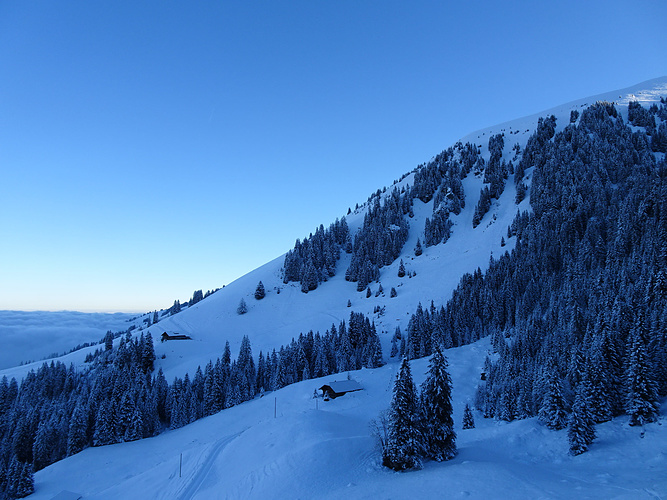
1 1 665 312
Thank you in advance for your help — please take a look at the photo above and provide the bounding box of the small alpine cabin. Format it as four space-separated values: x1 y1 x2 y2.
318 380 363 400
161 332 192 342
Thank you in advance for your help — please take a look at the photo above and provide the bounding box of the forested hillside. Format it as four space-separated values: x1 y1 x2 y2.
401 99 667 453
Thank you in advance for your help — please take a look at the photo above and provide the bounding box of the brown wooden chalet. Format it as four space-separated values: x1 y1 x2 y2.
318 380 363 400
161 331 192 342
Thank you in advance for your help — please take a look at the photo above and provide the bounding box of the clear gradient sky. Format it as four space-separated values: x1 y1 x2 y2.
1 1 665 312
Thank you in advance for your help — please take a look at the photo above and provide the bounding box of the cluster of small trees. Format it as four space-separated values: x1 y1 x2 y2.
424 208 453 247
400 300 480 360
412 143 469 247
282 218 351 293
472 133 510 228
345 188 410 292
411 144 471 205
378 349 456 471
628 99 667 152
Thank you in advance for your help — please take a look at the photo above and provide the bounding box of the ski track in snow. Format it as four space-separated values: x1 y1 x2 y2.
175 430 245 500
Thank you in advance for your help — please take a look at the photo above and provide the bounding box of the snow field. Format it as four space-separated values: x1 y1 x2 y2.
30 336 667 499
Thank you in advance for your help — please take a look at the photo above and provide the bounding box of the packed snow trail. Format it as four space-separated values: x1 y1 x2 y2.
175 431 245 500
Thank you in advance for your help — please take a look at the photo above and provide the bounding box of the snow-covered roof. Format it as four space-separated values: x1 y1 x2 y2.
320 380 363 394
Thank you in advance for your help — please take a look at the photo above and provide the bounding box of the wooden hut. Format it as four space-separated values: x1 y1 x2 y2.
318 380 363 400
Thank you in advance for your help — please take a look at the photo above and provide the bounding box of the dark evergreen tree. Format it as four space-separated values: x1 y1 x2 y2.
625 332 659 426
254 281 266 300
419 348 456 461
104 331 114 351
237 298 248 315
462 403 476 429
142 332 156 373
398 259 406 278
190 289 204 306
66 402 88 456
384 358 422 471
538 369 568 430
390 328 400 358
568 381 596 455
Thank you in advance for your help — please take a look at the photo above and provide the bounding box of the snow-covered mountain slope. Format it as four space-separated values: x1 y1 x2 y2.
30 337 667 499
5 77 667 499
136 77 667 383
2 77 666 384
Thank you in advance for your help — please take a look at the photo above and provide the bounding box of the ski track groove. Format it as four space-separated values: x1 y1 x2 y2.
176 430 245 500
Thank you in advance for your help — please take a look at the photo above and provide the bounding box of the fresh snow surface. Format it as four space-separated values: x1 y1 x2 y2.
30 337 667 499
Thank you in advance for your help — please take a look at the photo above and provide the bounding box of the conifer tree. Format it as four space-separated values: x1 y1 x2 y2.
237 298 248 315
462 403 476 429
398 259 406 278
538 369 568 430
385 358 422 471
67 403 88 456
104 331 114 351
625 332 659 426
254 281 266 300
390 329 399 358
420 348 456 461
142 332 156 373
568 381 596 455
17 461 35 498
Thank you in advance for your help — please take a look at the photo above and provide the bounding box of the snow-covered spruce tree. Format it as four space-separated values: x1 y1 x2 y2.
237 298 248 315
625 331 659 426
384 358 422 471
462 403 476 429
538 368 568 430
362 326 383 369
390 328 400 358
419 348 456 461
104 330 114 351
414 238 423 256
5 458 34 499
66 402 88 456
568 380 596 456
254 281 266 300
397 259 406 278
